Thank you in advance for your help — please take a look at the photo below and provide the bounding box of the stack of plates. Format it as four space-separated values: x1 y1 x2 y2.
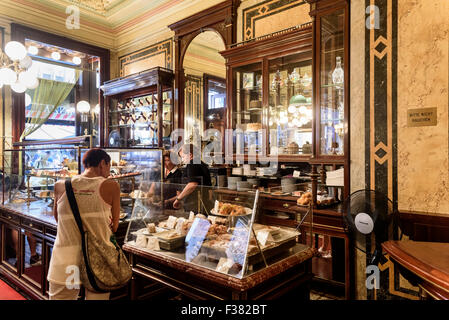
232 167 243 175
228 176 242 190
237 181 251 191
247 178 260 187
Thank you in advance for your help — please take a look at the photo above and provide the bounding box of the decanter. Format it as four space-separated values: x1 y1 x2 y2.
332 56 344 88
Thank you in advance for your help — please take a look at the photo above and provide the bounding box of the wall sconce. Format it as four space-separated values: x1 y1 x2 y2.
77 100 90 122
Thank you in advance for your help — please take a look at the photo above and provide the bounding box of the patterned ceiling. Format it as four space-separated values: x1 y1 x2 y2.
65 0 127 15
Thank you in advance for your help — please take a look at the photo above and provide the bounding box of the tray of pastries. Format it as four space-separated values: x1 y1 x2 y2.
209 201 252 217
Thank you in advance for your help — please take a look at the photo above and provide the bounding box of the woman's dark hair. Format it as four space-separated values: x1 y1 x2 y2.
82 148 111 168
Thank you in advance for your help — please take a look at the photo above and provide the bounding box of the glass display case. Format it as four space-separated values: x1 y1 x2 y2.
124 182 313 278
268 53 313 155
1 138 91 206
317 8 346 156
221 24 313 161
232 62 264 155
101 67 175 149
79 148 164 221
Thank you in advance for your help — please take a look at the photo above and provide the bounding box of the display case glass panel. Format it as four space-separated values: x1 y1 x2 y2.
268 53 313 156
125 182 313 279
80 148 163 221
2 144 85 206
319 9 345 156
108 90 173 149
232 62 264 155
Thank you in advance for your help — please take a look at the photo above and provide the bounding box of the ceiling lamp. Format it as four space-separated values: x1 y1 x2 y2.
25 93 32 106
0 41 37 92
28 45 38 55
11 82 27 93
51 51 61 60
5 41 27 61
72 56 82 65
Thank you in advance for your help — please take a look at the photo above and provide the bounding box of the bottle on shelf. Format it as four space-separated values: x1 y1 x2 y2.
332 56 344 89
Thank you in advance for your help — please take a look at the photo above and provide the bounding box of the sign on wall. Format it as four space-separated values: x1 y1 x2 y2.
407 107 437 127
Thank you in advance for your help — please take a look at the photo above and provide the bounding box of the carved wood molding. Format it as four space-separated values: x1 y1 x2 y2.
168 0 240 130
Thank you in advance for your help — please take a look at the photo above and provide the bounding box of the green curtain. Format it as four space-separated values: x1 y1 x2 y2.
20 71 80 140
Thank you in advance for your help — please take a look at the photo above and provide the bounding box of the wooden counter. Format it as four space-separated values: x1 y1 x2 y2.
123 243 316 300
382 240 449 300
0 201 129 300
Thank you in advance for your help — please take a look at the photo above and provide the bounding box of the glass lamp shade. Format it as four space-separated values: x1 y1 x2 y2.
11 82 27 93
18 71 38 88
289 94 307 107
25 93 32 106
77 100 91 113
0 68 18 85
19 55 33 69
94 104 100 114
51 52 61 60
27 78 39 90
27 46 38 55
72 56 82 65
5 41 27 61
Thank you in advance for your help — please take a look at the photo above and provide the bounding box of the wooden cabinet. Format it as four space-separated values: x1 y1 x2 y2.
101 67 175 148
221 24 313 162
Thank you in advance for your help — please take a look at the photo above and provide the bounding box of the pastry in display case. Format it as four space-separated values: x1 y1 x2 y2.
1 138 89 207
124 182 313 278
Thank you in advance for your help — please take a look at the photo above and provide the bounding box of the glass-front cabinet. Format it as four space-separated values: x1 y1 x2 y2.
232 62 264 156
221 24 314 161
101 67 174 149
316 6 347 157
268 53 313 156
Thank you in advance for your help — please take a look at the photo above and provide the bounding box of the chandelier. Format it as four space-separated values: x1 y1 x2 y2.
0 41 39 93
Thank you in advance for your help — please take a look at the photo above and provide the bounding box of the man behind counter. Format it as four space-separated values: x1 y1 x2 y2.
172 143 211 212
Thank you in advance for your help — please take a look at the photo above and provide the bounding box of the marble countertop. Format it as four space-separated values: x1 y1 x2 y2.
0 199 57 227
123 242 316 291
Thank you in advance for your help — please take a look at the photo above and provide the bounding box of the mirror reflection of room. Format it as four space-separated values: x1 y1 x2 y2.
183 31 226 143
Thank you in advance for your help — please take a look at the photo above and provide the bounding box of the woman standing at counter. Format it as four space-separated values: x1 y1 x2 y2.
47 148 121 300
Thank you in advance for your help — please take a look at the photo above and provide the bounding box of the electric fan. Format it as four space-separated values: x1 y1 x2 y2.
343 189 400 266
108 130 123 147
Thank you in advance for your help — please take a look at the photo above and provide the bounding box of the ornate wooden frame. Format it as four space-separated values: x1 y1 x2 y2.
10 24 110 146
168 0 240 131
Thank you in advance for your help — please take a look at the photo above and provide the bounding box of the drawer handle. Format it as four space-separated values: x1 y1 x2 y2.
283 203 289 208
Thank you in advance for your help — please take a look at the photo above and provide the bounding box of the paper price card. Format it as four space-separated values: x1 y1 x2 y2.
216 257 234 274
185 218 211 262
256 230 274 246
135 234 148 248
146 236 160 251
293 170 301 178
214 200 220 213
166 215 177 229
188 211 195 221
